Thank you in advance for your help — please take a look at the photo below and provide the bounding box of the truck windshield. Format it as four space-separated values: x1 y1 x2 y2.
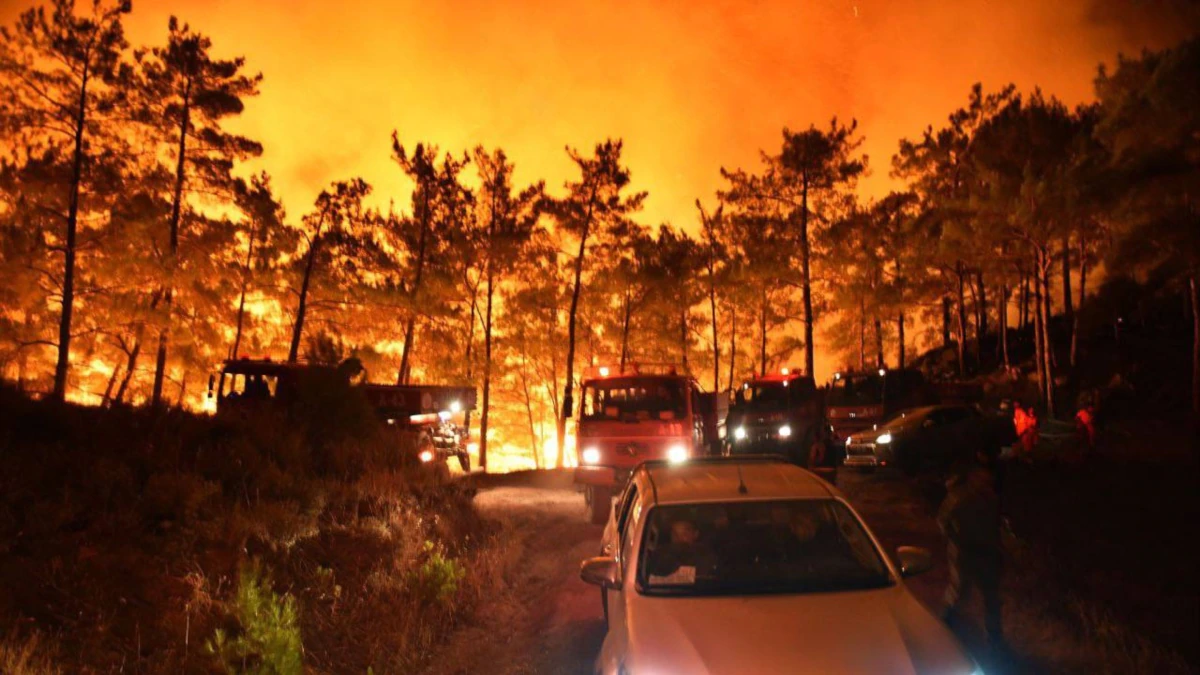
582 378 687 421
746 383 789 410
637 499 892 596
828 375 883 407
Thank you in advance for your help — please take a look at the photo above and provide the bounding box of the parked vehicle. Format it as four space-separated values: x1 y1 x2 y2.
825 368 934 441
582 456 976 675
725 368 839 482
571 363 726 525
843 404 982 475
208 358 476 471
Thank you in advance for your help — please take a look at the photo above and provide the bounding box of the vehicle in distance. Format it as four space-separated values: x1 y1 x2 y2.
572 363 726 525
843 404 982 475
826 368 933 442
581 457 976 675
725 368 839 481
208 358 476 471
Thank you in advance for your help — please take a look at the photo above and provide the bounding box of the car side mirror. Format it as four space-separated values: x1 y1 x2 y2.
896 546 933 577
580 556 621 589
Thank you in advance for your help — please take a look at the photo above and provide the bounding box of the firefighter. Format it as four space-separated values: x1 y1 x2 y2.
1012 402 1038 462
1075 393 1097 457
938 461 1006 655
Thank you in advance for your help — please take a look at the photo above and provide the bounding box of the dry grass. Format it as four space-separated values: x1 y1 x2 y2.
0 630 62 675
0 384 504 673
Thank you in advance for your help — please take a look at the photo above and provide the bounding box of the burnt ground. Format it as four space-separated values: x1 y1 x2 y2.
425 451 1198 675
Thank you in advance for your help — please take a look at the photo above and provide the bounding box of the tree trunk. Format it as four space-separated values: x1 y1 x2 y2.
230 215 258 361
114 339 141 404
1061 234 1074 322
709 266 719 392
398 189 433 384
52 65 91 402
1019 271 1029 331
288 229 322 363
858 296 866 372
956 263 967 377
874 316 884 370
727 304 737 391
1033 253 1046 406
560 186 598 468
759 288 768 377
799 180 815 378
619 287 631 370
152 78 193 408
1071 238 1087 369
1000 282 1010 368
976 271 987 359
1043 263 1057 369
1040 257 1056 416
101 359 122 406
1191 275 1199 418
897 313 906 369
942 296 952 348
480 268 495 472
680 310 688 369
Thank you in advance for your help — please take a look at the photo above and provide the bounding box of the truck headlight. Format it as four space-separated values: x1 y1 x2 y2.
582 447 601 464
876 433 892 444
778 424 792 439
733 426 746 441
418 450 434 463
666 443 688 463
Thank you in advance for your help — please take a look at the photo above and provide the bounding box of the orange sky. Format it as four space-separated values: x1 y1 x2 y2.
2 0 1188 226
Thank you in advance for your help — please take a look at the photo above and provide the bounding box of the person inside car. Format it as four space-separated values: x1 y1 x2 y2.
650 518 717 579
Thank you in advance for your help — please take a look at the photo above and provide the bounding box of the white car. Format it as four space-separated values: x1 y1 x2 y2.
581 457 978 675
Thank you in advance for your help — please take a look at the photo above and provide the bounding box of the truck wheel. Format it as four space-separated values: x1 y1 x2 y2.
588 486 612 525
457 451 471 473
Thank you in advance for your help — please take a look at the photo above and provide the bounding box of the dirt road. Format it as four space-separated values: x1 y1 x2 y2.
425 468 952 675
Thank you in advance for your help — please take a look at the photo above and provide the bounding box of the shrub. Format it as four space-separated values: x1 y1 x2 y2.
409 540 466 607
207 562 303 675
142 472 221 526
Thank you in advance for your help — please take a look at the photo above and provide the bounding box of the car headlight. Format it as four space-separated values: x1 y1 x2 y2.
666 443 688 463
778 424 792 439
733 426 746 441
876 432 892 444
582 447 601 464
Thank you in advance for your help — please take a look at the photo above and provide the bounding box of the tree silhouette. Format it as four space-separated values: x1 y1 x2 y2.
0 0 131 400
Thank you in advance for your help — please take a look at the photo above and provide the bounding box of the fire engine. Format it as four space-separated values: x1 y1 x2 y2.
571 363 727 524
825 368 932 442
208 358 476 471
726 367 839 482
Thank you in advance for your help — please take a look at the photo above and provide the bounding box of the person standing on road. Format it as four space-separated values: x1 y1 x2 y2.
938 462 1006 656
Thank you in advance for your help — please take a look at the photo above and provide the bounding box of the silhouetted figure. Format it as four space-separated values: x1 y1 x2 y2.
939 463 1005 656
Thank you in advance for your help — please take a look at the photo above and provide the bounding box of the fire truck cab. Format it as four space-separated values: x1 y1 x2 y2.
726 368 838 482
825 368 932 442
572 363 725 524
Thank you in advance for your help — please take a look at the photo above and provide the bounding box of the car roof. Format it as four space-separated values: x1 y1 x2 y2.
638 458 836 505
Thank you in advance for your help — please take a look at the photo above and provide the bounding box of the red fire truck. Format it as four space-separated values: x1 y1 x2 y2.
571 363 726 524
825 368 932 441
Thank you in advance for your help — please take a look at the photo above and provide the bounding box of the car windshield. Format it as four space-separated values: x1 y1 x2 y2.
637 499 892 596
582 378 687 421
828 375 883 406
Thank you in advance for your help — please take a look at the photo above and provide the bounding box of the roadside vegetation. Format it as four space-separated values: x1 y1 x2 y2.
0 380 506 673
